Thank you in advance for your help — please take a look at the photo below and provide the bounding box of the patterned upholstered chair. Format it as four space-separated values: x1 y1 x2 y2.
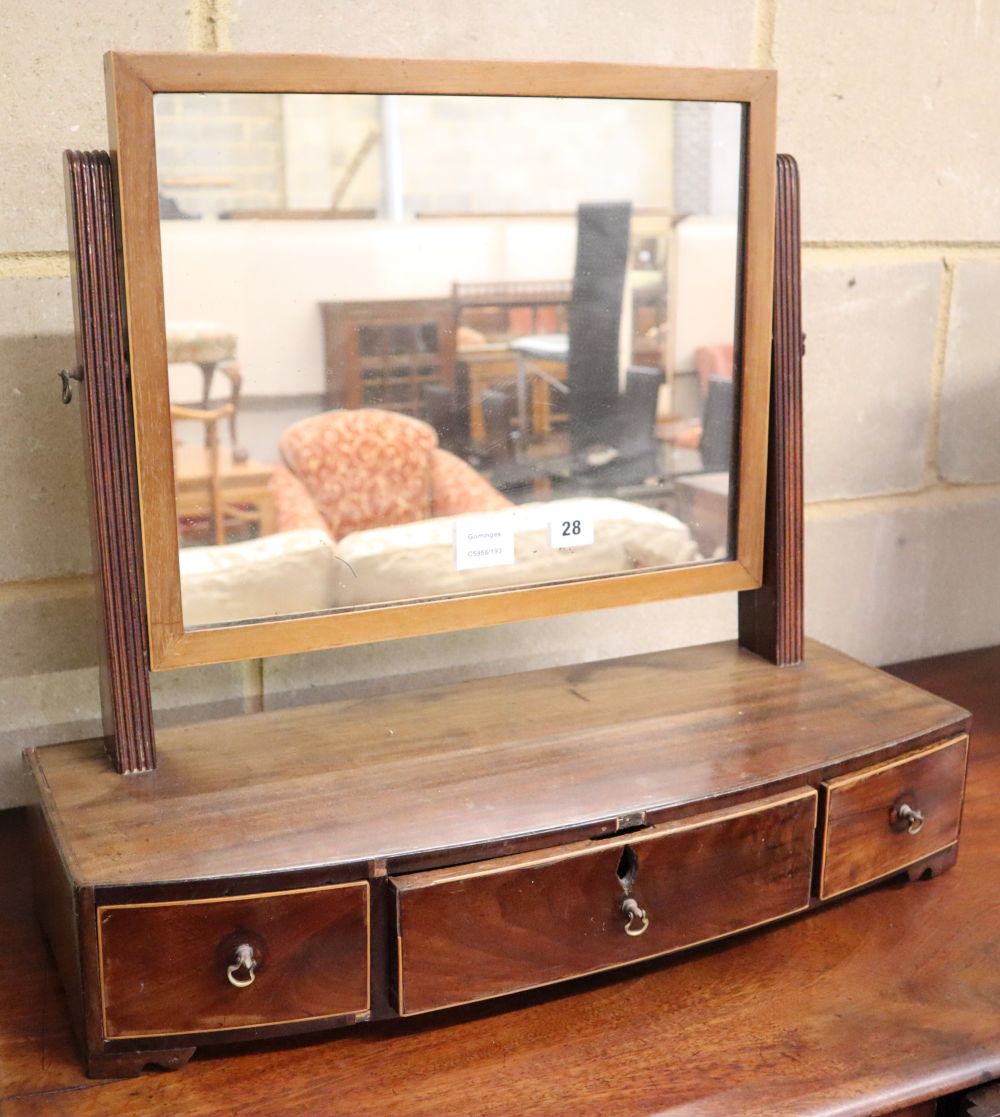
270 409 511 542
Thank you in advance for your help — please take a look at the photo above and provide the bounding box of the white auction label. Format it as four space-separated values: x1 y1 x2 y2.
550 507 595 549
454 514 515 571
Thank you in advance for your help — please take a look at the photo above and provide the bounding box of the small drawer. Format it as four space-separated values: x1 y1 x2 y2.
98 882 369 1039
819 735 968 900
392 788 817 1015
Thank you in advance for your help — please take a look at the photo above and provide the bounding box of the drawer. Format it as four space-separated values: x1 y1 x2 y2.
819 735 968 900
98 882 370 1039
392 788 817 1015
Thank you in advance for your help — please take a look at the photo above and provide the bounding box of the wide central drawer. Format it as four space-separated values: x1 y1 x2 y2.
98 881 370 1039
391 788 817 1015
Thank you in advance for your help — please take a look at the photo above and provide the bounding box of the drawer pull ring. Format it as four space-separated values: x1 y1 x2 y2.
897 803 925 835
621 897 650 937
226 943 257 988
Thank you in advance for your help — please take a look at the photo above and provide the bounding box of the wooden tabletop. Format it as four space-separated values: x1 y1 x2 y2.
675 470 730 496
26 641 965 885
5 645 1000 1115
173 444 273 488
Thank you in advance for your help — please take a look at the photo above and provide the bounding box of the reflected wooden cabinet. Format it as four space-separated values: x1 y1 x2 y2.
320 298 456 418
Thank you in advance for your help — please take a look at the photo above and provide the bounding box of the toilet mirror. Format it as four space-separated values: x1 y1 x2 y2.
106 54 776 668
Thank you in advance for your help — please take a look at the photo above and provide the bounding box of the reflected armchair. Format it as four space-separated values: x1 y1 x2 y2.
270 408 511 541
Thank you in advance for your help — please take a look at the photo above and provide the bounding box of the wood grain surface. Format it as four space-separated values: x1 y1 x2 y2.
393 789 816 1014
2 646 998 1115
98 883 370 1038
64 151 155 773
26 640 967 885
738 152 804 665
820 735 968 899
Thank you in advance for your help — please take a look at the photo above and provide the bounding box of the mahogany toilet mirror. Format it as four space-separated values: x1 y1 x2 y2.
27 53 970 1078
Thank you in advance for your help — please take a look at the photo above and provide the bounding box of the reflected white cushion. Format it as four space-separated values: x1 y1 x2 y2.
334 498 698 607
179 529 341 627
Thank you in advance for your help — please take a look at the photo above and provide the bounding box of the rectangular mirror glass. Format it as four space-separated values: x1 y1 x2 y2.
153 91 745 630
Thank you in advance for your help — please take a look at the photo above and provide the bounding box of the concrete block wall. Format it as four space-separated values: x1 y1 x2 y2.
1 0 999 806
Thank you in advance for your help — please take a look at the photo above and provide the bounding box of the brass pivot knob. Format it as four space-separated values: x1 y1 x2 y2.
897 803 925 835
58 366 84 404
226 943 257 988
621 896 650 937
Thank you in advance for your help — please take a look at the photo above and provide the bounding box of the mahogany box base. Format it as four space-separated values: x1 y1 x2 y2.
24 639 970 1077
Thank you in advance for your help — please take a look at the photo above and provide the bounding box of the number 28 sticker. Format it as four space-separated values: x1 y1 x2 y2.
549 507 595 549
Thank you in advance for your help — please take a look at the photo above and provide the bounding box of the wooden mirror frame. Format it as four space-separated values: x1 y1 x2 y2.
106 53 777 671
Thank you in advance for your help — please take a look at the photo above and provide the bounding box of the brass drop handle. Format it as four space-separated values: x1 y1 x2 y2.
897 803 925 835
226 943 257 988
621 896 650 937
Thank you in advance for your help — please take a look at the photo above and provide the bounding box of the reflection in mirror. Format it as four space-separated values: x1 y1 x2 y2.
154 93 744 628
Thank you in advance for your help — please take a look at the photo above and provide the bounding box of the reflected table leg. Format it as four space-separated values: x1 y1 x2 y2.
515 351 530 459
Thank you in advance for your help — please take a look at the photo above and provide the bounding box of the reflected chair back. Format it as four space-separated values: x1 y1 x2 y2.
567 201 633 452
700 376 736 474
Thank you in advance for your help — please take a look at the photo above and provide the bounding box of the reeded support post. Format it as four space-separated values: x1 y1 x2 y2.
65 150 156 772
738 153 804 666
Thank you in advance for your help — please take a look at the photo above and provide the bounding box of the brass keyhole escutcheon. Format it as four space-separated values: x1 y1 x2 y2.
616 845 650 936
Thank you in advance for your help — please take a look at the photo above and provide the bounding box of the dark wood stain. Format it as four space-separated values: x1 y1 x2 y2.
739 153 804 666
99 883 370 1038
2 647 998 1114
40 142 972 1104
820 735 968 899
22 633 969 1076
393 789 816 1014
26 640 967 887
64 151 155 773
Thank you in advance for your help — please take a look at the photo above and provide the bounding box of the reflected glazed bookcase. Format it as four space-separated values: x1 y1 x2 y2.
321 297 456 418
